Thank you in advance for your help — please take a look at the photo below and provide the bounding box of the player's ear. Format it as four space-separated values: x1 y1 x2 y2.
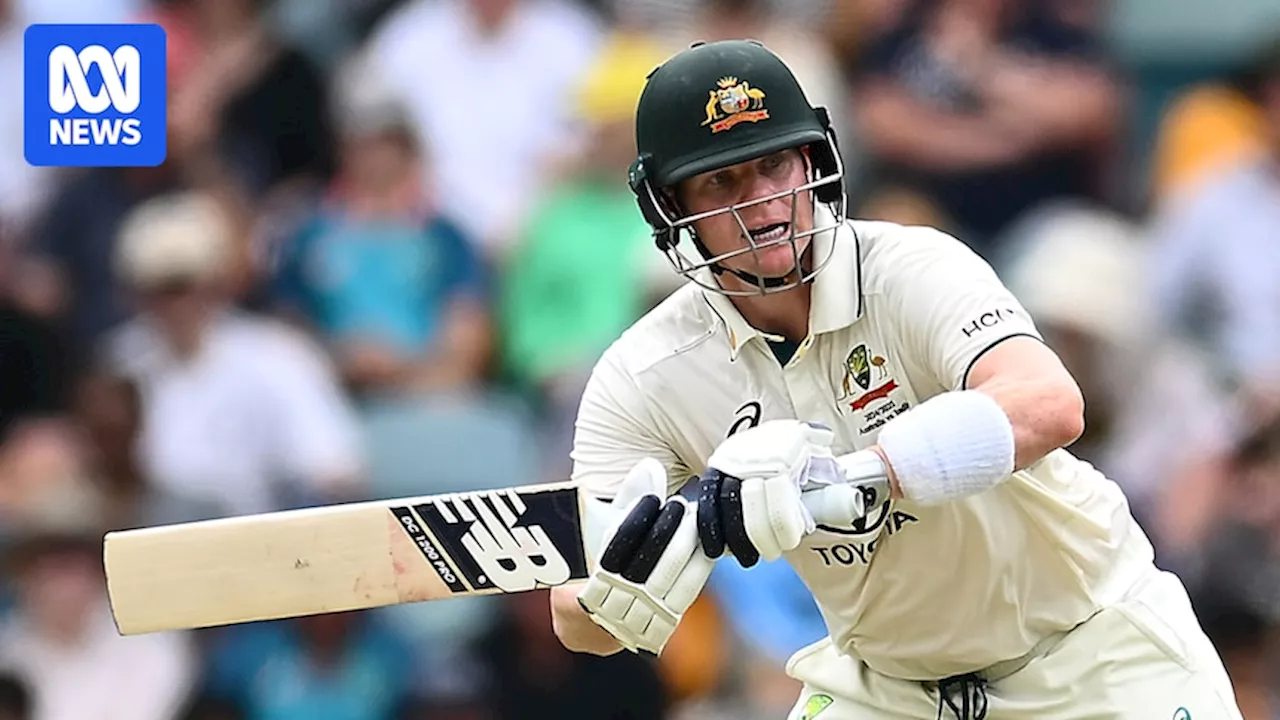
630 155 683 251
661 184 687 217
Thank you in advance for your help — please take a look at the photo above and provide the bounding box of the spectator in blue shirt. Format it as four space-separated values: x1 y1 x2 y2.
200 612 416 720
273 101 493 399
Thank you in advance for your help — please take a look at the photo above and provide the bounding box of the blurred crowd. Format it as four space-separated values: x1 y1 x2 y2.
0 0 1279 718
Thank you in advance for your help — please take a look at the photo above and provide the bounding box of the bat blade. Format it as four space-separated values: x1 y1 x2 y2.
103 481 590 635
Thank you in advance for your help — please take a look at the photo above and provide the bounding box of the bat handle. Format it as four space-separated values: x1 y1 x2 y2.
801 483 865 527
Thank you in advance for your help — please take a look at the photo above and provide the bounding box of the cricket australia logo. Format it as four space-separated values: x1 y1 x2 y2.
839 344 878 399
839 343 891 403
838 343 912 435
395 488 588 594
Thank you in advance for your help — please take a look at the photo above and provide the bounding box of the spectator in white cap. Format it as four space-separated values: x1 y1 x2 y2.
99 190 365 517
112 191 237 358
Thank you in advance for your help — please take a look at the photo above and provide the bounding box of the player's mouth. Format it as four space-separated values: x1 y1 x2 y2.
745 222 790 246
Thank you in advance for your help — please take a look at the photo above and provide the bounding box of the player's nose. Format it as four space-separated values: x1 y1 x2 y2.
736 199 793 234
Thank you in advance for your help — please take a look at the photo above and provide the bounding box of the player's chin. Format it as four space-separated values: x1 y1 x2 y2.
728 258 801 285
740 237 809 277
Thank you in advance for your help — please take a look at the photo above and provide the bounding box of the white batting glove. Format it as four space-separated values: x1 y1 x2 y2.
577 458 715 655
696 419 838 564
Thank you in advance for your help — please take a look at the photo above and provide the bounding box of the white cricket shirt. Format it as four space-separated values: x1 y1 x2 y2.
570 211 1156 680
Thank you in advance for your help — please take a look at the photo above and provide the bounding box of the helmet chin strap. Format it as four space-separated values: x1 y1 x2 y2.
736 269 794 289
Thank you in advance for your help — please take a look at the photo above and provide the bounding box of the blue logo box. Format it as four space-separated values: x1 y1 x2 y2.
24 23 167 167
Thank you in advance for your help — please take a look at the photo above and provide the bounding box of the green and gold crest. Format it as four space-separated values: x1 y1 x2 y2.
844 344 871 394
798 694 833 719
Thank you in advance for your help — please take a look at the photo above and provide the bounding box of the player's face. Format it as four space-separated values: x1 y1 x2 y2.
677 148 816 280
343 130 417 198
137 278 220 350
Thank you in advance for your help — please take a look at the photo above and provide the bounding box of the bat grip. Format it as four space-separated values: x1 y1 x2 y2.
801 483 864 527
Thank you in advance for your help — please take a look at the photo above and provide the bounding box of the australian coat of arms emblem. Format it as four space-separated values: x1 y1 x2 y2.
702 76 769 133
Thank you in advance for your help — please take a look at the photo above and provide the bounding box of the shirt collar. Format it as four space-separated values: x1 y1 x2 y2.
701 206 864 360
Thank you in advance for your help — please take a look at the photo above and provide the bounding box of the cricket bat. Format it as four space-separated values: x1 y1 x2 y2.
104 477 860 636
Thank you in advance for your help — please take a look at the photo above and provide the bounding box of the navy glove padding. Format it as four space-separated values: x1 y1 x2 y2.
598 494 688 584
692 469 760 568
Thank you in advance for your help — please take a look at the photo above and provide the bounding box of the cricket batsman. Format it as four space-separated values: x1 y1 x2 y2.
549 39 1244 719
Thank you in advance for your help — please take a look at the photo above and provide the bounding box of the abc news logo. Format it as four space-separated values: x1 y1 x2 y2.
47 44 143 147
24 24 167 167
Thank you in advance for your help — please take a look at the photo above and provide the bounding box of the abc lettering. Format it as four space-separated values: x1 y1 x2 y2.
47 44 143 147
960 308 1017 338
49 44 140 113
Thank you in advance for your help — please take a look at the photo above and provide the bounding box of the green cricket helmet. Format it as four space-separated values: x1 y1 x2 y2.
628 39 846 295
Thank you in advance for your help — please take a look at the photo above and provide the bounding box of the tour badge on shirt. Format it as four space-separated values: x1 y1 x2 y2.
837 343 910 434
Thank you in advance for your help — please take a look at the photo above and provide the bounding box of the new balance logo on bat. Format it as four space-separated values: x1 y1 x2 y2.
394 487 589 594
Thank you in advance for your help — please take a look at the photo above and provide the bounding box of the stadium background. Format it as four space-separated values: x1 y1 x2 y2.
1 0 1280 717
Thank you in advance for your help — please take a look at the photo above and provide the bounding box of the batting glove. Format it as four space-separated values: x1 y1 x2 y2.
577 457 714 655
698 419 838 565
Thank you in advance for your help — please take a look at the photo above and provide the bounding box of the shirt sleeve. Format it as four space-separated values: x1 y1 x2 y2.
569 349 691 500
884 227 1043 390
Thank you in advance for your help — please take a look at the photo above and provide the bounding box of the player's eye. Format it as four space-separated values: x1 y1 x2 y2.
761 152 790 175
700 172 736 200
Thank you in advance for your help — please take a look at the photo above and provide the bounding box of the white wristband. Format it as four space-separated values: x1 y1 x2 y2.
875 390 1016 506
